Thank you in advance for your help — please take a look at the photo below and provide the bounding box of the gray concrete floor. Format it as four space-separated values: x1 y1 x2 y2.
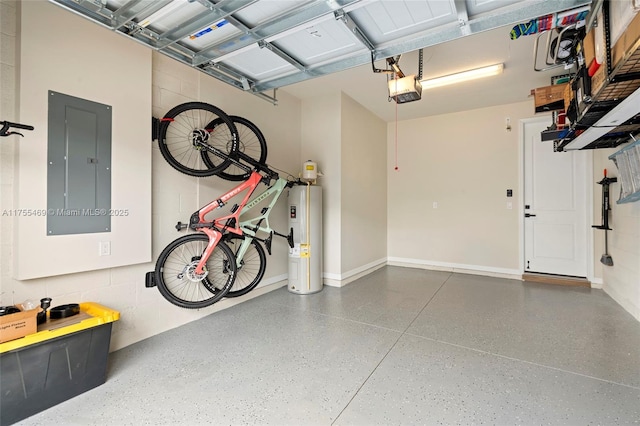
16 266 640 425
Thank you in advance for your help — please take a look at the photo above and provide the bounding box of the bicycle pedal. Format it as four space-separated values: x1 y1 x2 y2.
145 271 156 288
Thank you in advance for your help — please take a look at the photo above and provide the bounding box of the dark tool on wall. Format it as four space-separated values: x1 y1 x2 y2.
0 120 34 137
592 169 616 266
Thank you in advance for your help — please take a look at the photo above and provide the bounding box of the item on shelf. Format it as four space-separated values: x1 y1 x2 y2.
589 7 606 77
509 6 589 40
49 303 81 319
612 11 640 68
0 304 39 343
36 298 52 325
0 306 20 316
564 80 575 112
590 55 608 96
21 299 38 310
534 83 569 112
578 65 592 104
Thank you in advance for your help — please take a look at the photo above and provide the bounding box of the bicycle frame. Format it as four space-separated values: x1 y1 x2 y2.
188 169 292 275
232 177 291 264
189 170 262 275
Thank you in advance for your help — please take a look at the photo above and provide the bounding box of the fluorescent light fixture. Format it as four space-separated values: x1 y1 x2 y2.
420 63 504 90
139 0 188 28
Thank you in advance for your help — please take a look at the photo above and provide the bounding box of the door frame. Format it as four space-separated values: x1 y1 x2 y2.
518 116 595 283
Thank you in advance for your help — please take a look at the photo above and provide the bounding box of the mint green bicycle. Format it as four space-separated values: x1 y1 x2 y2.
150 102 300 309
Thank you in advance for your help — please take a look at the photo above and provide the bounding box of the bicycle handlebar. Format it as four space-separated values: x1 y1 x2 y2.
1 120 34 137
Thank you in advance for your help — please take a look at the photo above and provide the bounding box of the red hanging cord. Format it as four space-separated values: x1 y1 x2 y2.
394 77 399 171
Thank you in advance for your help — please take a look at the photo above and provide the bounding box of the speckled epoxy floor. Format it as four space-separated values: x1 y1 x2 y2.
14 266 640 425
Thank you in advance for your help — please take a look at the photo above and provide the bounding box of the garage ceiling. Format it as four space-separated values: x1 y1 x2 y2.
50 0 591 104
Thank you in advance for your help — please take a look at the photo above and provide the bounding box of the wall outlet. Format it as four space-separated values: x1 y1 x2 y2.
99 241 111 256
433 201 438 209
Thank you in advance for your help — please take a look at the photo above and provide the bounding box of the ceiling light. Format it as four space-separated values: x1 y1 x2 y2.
420 63 504 90
139 0 188 28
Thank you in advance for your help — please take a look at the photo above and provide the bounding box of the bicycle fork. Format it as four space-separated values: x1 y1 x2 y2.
233 237 253 270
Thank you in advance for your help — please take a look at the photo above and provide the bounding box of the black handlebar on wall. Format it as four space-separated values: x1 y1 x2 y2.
0 120 34 137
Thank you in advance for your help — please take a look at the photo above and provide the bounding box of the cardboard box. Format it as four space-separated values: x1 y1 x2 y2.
564 81 575 112
582 28 595 68
0 305 39 344
612 11 640 69
591 58 607 96
534 83 569 113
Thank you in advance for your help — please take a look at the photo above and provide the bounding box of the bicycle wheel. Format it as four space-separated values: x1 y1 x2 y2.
203 115 267 181
224 234 267 298
155 233 237 309
158 102 238 177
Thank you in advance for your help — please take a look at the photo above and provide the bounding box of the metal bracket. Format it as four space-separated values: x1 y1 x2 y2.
335 9 376 52
258 40 307 72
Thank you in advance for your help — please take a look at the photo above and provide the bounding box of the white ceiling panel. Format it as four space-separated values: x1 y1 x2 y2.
220 45 297 80
349 1 457 44
466 0 524 17
276 18 363 65
138 0 207 33
49 0 592 103
233 0 317 27
107 0 130 8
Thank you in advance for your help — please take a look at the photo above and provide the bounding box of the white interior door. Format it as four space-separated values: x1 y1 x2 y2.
523 119 588 277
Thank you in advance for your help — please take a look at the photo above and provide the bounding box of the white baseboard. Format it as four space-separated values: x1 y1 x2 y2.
322 257 522 286
323 258 387 287
602 284 640 322
254 273 288 290
200 274 287 311
589 276 603 289
387 257 522 280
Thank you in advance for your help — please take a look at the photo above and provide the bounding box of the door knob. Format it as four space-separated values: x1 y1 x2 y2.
525 213 537 218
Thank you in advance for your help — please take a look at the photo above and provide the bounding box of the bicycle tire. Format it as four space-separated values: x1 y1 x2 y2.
224 234 267 297
155 233 237 309
158 102 238 177
203 115 267 181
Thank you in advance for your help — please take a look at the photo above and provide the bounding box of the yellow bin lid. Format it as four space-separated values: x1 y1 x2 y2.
0 302 120 353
